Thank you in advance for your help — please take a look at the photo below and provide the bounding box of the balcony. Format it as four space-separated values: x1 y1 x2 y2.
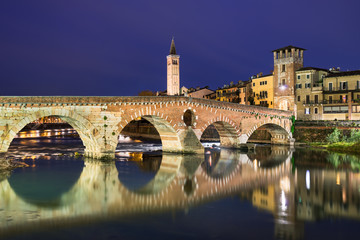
302 100 348 105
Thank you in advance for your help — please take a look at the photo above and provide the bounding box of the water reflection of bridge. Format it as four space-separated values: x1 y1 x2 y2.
0 147 292 235
1 147 360 239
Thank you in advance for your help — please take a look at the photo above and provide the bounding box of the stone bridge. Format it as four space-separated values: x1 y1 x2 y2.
0 96 294 159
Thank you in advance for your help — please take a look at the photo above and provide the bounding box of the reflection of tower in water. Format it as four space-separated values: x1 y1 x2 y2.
274 175 304 240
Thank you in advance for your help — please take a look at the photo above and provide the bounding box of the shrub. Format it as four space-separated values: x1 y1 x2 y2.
347 129 360 143
326 128 341 143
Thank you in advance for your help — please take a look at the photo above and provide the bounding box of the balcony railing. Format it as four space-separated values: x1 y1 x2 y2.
302 100 348 105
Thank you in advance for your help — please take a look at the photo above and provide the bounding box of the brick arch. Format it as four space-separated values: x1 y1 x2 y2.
244 118 291 144
199 117 240 148
115 109 183 153
0 108 99 155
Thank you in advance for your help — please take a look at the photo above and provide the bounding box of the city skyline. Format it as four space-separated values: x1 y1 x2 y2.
1 0 360 96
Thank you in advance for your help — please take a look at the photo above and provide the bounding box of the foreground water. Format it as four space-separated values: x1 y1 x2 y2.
1 130 360 239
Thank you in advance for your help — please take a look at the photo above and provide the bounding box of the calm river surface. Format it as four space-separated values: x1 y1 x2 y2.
1 129 360 240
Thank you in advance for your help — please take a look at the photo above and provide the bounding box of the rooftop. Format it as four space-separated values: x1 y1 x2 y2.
272 45 306 52
325 70 360 78
296 67 330 72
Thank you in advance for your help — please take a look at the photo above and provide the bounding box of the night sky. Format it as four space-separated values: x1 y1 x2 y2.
1 0 359 96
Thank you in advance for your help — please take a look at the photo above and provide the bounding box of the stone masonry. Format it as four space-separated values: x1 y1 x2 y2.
0 96 294 159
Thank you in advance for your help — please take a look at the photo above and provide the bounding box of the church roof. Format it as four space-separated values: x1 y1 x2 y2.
169 38 177 55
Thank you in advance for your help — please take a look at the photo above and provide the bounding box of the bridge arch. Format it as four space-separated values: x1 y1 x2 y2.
116 110 186 153
245 119 292 145
200 118 240 148
0 108 100 156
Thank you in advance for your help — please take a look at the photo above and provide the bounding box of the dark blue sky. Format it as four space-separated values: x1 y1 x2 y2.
1 0 359 96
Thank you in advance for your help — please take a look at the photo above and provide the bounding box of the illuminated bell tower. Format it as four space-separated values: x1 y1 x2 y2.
167 38 180 96
273 46 305 111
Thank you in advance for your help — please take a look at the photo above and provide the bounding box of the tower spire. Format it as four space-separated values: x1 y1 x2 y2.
169 37 177 55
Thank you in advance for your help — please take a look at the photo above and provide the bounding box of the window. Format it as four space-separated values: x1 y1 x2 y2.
305 108 310 114
306 74 310 79
282 79 286 85
341 95 347 103
340 82 347 90
282 64 286 72
244 97 246 102
172 60 178 65
253 83 255 87
305 83 311 88
329 96 332 103
306 95 310 104
298 96 301 102
314 95 318 104
329 82 333 91
265 81 267 85
297 75 300 80
314 108 318 114
299 84 302 89
357 81 360 90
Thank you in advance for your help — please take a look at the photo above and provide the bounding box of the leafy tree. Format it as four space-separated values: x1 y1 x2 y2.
138 90 155 96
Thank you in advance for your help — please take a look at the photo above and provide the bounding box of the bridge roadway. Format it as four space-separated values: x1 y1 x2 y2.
0 96 294 159
0 149 293 236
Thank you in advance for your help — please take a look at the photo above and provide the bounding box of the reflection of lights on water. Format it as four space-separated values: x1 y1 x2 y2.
336 173 341 185
280 190 287 212
342 187 347 203
280 177 290 192
306 170 310 190
209 155 212 166
254 159 258 171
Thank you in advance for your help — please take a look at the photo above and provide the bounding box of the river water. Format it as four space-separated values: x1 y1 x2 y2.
1 129 360 239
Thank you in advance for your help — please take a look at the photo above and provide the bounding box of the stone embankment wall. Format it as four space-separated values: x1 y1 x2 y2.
293 120 360 143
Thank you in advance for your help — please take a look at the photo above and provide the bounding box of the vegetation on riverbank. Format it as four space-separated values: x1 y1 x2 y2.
309 128 360 154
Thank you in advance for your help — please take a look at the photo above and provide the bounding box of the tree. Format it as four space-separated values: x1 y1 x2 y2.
138 90 155 96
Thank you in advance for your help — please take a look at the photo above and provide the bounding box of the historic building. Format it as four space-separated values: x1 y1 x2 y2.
251 73 274 108
322 70 360 120
295 67 329 120
215 81 251 104
167 38 180 95
273 46 305 111
187 86 215 99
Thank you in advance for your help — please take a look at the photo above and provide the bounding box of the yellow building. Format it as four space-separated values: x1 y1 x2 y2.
251 73 274 108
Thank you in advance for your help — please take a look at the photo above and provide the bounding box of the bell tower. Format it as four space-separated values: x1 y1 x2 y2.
273 45 305 111
167 38 180 96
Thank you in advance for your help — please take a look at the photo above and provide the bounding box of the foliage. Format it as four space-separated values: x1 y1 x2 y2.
327 152 360 171
347 129 360 142
326 128 341 143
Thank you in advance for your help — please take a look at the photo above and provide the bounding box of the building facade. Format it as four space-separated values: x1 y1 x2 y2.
167 38 180 96
322 70 360 120
252 73 274 108
273 46 305 111
187 86 215 99
215 81 251 104
295 67 329 120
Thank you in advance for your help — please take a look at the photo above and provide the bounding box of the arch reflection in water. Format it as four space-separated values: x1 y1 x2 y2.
2 148 360 238
8 156 84 207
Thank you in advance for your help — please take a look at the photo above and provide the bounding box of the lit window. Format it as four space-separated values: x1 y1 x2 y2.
305 108 310 114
